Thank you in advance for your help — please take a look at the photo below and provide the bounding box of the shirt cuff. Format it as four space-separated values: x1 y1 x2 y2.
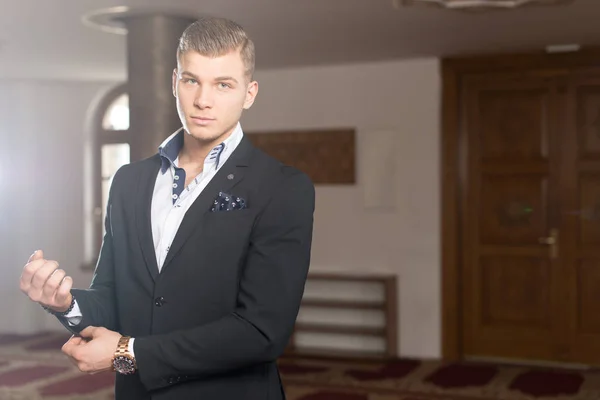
128 337 135 358
64 299 82 326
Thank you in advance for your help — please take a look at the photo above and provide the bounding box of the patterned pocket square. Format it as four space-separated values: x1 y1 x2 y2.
211 192 247 212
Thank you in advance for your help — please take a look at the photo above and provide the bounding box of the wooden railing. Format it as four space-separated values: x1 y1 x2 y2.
285 271 398 359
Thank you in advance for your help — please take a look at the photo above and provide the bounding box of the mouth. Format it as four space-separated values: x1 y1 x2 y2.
190 116 215 125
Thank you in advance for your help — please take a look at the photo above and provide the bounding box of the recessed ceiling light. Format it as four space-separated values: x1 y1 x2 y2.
546 44 581 53
81 6 202 35
393 0 574 11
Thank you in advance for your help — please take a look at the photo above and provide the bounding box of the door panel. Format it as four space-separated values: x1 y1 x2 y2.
479 175 548 245
478 89 549 160
579 175 600 244
577 86 600 157
563 76 600 364
479 256 551 329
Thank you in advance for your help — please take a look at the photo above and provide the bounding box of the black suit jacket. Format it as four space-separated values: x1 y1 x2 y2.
61 136 315 399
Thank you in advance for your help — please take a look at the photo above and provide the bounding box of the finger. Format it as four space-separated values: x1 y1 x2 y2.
71 346 87 364
19 259 47 293
68 334 84 345
54 276 73 307
30 261 59 296
79 326 96 339
62 336 84 356
70 337 84 347
61 340 73 356
78 362 90 373
42 268 66 301
28 250 44 263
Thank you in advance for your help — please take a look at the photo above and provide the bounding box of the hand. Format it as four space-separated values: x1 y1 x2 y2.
19 250 73 312
62 326 121 374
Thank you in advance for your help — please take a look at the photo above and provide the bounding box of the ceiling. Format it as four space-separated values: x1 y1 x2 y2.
0 0 598 81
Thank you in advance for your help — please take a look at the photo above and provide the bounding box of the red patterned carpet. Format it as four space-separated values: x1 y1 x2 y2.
0 332 600 399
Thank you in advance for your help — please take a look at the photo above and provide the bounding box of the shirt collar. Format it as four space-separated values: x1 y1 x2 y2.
157 123 243 174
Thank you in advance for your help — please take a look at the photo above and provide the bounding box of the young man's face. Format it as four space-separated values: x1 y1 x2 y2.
173 49 258 146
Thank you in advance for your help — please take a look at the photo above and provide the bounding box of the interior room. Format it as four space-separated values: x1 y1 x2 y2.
1 0 600 399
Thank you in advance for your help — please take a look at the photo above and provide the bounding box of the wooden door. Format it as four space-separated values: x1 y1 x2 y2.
562 73 600 364
461 71 567 362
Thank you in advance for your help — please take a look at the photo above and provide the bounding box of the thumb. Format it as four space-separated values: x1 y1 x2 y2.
28 250 44 263
64 334 84 347
69 335 85 346
79 326 97 339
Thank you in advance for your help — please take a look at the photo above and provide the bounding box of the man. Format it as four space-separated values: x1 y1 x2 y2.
19 16 314 400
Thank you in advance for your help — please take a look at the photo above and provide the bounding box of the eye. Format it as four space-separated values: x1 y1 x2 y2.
183 78 197 85
218 82 231 89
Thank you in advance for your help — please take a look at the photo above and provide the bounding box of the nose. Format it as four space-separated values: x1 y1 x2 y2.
193 86 213 109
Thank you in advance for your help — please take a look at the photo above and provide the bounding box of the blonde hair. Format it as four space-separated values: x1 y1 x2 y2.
177 17 255 80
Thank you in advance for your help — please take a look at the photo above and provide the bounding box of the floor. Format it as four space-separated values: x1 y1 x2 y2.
0 332 599 399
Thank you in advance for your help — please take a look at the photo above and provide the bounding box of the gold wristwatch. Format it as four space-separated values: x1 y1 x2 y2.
112 336 136 375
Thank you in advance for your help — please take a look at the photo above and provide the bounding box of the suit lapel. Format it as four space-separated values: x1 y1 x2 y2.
136 155 161 281
161 136 254 272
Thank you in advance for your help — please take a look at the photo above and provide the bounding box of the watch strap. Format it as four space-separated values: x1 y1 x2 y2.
113 336 137 372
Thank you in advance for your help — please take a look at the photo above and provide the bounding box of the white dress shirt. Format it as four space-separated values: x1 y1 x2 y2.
151 124 243 271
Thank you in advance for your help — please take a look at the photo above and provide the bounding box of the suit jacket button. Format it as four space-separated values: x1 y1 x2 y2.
155 297 165 307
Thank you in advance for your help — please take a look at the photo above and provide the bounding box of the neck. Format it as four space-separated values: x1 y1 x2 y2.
178 136 211 167
178 126 235 167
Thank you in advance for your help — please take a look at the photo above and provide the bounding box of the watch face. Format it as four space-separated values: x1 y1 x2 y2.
113 356 136 374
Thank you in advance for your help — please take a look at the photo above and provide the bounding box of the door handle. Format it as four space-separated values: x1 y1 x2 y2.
538 228 559 259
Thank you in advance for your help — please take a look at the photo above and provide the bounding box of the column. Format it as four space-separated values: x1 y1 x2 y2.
121 14 195 161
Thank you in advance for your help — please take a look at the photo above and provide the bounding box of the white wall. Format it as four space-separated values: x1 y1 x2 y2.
0 80 112 333
244 58 441 358
0 57 441 359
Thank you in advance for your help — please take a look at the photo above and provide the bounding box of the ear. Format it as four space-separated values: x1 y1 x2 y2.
172 68 178 97
243 80 258 110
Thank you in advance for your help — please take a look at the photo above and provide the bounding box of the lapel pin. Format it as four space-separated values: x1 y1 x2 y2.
227 174 234 180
